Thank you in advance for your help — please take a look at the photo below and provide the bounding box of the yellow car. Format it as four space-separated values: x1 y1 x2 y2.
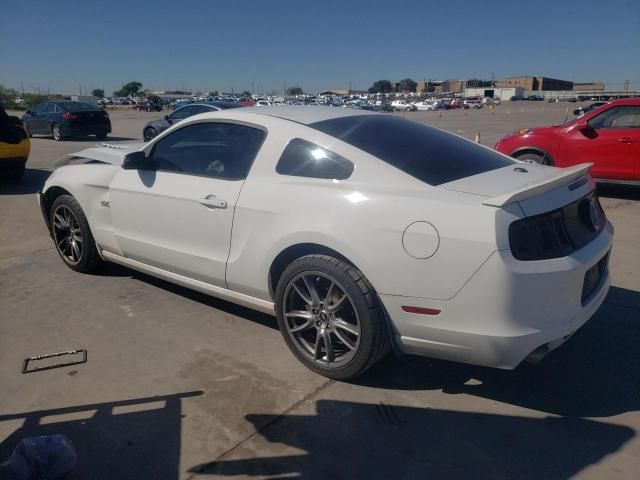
0 122 30 180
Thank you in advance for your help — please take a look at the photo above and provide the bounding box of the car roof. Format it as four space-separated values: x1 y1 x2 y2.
608 98 640 106
239 105 382 125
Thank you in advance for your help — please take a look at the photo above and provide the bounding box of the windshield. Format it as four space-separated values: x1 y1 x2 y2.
310 115 514 186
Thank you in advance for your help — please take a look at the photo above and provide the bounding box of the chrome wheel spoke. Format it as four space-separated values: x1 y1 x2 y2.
71 242 81 261
302 275 321 307
322 330 335 364
53 213 67 229
292 283 312 305
334 319 359 336
334 329 356 350
285 311 315 333
327 293 347 312
324 281 335 306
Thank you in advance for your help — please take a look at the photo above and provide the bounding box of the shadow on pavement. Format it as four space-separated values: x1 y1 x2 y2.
0 168 50 195
191 400 634 479
597 183 640 201
0 391 203 480
351 286 640 418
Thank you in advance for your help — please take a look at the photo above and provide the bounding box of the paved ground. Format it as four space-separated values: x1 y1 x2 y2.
1 104 639 479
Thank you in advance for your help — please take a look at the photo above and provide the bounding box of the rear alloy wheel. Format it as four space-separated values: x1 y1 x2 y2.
516 152 550 165
51 124 63 141
50 195 103 272
143 127 157 141
276 255 390 380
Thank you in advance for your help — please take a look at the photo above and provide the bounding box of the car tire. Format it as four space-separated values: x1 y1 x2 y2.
515 152 550 165
95 133 108 140
275 254 390 380
50 195 103 273
143 127 157 141
51 124 63 141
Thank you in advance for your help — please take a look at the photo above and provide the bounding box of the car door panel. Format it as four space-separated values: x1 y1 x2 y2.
109 121 266 287
109 169 242 287
558 106 640 180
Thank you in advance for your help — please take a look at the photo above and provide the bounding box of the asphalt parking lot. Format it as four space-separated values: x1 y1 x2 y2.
1 103 639 479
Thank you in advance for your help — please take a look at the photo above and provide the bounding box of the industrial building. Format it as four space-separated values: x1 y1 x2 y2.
464 87 525 100
495 76 574 91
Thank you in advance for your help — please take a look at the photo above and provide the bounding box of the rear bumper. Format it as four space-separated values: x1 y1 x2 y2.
381 221 613 369
60 122 111 136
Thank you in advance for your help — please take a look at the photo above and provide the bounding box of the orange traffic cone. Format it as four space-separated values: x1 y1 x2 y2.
475 132 481 143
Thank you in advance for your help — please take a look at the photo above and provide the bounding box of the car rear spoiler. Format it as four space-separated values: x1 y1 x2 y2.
482 163 593 207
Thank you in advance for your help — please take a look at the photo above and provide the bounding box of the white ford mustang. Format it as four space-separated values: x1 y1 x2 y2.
38 106 613 379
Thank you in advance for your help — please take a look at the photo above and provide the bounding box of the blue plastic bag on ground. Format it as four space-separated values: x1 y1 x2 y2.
0 435 77 480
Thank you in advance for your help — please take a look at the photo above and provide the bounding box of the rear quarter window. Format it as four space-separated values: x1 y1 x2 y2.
310 115 513 186
276 139 354 180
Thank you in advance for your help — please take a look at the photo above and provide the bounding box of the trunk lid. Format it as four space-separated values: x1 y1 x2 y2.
440 163 594 213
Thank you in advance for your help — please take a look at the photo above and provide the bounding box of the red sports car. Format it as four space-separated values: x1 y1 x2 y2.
495 99 640 182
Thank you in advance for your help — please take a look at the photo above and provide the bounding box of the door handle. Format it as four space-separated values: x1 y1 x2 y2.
618 137 633 144
199 194 227 209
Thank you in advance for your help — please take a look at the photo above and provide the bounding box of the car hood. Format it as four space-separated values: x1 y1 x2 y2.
440 163 592 207
54 142 145 168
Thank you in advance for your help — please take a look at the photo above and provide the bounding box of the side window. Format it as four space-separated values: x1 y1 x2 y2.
149 122 265 180
32 103 47 114
190 105 214 115
169 106 193 121
276 139 354 180
43 104 57 113
589 106 640 129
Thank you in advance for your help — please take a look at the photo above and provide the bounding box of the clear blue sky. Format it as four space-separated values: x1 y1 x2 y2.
1 0 638 95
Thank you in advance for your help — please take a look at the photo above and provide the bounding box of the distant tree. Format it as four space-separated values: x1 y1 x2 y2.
286 86 303 96
113 81 143 97
397 78 417 92
208 90 219 97
21 94 50 110
0 85 19 106
368 80 393 94
241 90 252 97
91 88 104 98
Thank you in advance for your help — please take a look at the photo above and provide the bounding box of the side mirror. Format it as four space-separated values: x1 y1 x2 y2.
26 110 33 115
576 120 594 132
122 151 154 170
164 115 171 124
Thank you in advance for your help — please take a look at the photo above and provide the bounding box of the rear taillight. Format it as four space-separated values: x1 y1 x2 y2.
509 211 573 261
509 193 605 261
62 113 79 120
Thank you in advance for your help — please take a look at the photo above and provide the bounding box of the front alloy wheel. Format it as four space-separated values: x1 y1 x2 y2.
52 205 83 265
50 195 103 272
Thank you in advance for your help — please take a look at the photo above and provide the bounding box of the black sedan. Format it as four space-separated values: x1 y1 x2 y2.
22 101 111 141
142 101 242 141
